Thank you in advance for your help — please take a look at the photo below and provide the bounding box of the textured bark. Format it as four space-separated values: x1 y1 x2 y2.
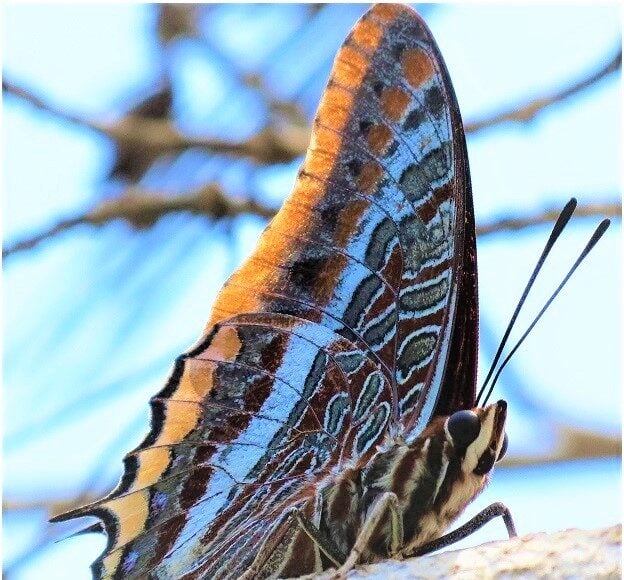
304 525 621 579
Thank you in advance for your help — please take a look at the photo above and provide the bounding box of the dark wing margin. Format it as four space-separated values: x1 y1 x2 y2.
52 4 477 579
401 8 478 419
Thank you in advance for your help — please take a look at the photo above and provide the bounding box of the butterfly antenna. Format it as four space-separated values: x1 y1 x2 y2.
482 218 610 406
476 198 578 405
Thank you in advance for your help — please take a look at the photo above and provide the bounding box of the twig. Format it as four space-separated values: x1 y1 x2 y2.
2 79 103 133
2 183 276 258
465 46 621 134
3 196 620 259
4 45 620 166
3 494 102 517
3 216 85 256
3 78 309 165
475 200 621 237
499 423 621 468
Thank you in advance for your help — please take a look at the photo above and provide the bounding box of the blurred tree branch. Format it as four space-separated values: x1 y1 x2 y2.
2 79 310 165
3 195 620 259
2 43 619 167
475 199 621 237
4 495 102 518
3 183 276 257
3 422 619 517
3 41 621 261
465 45 621 133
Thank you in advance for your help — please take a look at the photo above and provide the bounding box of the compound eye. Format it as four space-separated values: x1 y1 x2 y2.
497 432 509 462
447 410 480 448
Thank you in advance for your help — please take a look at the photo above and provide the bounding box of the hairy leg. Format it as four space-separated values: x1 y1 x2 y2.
334 491 403 575
293 508 346 567
406 502 517 558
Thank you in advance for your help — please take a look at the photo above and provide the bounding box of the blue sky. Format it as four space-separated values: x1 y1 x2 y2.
3 5 621 579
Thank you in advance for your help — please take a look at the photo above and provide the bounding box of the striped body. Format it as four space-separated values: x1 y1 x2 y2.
55 5 486 579
241 401 507 578
318 402 507 565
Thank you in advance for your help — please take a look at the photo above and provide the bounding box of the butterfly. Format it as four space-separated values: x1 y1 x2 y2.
54 4 609 578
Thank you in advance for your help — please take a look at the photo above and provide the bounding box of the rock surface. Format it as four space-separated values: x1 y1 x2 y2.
304 525 621 579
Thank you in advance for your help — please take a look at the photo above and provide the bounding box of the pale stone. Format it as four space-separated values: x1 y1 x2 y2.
299 525 621 580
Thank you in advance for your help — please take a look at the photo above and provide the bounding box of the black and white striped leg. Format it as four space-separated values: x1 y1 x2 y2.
406 502 517 558
244 506 348 579
293 508 346 567
333 491 403 575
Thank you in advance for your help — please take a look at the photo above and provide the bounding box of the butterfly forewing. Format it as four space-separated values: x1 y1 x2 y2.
210 2 476 428
55 5 477 578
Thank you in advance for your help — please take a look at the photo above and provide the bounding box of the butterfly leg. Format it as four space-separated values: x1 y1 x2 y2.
331 491 403 577
242 506 347 578
405 501 517 558
292 508 347 567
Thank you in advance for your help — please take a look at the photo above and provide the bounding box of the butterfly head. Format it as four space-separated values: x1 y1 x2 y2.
445 400 508 476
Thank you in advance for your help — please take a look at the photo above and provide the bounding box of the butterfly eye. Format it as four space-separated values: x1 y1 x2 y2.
447 410 480 448
497 433 509 462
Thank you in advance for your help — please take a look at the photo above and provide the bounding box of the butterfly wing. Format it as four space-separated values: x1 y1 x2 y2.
209 1 477 429
53 4 477 578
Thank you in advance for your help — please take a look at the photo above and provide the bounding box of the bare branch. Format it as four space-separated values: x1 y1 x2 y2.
3 494 102 518
2 183 276 258
5 45 620 169
3 216 85 256
4 425 619 517
3 79 309 165
476 200 621 237
2 79 104 134
3 195 619 259
500 423 621 468
103 112 309 164
465 46 622 134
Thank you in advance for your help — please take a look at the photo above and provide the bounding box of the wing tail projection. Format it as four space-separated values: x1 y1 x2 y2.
54 314 392 578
